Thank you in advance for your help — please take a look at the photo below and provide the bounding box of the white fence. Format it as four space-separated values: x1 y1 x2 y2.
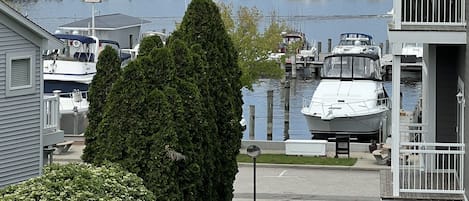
400 0 466 25
399 123 465 194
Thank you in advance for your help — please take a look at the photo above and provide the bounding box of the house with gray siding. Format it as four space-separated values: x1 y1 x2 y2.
0 1 63 188
383 0 468 200
58 13 150 49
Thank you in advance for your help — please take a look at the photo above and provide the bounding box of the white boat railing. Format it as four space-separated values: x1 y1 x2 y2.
398 123 465 194
58 89 89 102
398 0 466 26
43 93 60 133
302 97 390 116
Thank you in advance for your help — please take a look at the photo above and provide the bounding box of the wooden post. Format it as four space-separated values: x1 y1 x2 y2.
379 43 384 56
283 81 290 140
267 90 273 140
280 62 286 83
327 38 332 53
291 55 297 79
249 105 255 140
317 41 322 54
385 40 390 54
317 41 322 61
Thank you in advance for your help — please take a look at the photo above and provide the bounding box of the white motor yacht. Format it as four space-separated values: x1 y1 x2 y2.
301 52 390 140
43 34 131 134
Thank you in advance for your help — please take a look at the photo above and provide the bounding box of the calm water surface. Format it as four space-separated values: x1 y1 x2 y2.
243 77 421 141
10 0 412 141
14 0 392 45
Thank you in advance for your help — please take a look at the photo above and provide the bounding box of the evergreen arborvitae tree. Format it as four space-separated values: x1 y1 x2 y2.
91 48 184 200
82 45 121 163
174 0 244 200
138 35 164 57
167 39 214 200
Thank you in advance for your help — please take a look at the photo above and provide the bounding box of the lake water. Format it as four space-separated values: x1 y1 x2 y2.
12 0 392 46
9 0 416 141
242 75 421 141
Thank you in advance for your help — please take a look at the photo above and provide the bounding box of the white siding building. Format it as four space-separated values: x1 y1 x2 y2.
384 0 468 200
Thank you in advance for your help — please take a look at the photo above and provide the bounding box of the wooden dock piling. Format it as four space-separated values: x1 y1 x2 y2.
267 90 273 140
249 105 255 140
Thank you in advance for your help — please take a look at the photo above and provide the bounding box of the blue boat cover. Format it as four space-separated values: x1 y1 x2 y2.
54 34 96 44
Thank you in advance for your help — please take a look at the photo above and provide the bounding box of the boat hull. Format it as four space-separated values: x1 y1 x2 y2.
303 110 388 138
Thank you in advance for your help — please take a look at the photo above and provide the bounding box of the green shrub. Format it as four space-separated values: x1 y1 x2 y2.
0 163 155 201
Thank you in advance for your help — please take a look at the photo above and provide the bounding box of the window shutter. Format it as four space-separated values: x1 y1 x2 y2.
11 58 31 88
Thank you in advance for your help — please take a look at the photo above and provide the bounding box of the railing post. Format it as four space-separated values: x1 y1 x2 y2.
394 0 402 29
462 0 466 24
53 90 61 131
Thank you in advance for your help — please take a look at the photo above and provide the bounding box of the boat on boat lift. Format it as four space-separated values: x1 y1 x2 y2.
301 43 390 140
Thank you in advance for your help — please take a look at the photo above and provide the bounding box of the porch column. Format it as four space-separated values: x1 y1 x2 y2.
422 44 436 143
393 0 401 29
391 42 402 197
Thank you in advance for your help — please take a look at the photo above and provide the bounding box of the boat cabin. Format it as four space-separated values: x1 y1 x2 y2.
321 53 382 80
279 31 311 53
338 33 374 46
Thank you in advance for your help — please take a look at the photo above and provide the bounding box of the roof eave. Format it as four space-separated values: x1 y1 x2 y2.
59 24 146 31
0 2 63 49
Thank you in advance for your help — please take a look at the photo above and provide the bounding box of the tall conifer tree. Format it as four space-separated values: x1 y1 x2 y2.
82 46 121 163
174 0 244 199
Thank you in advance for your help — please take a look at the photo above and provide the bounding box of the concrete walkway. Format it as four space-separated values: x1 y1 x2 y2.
52 144 390 171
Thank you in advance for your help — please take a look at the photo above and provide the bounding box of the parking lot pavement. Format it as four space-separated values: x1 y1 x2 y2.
234 165 381 201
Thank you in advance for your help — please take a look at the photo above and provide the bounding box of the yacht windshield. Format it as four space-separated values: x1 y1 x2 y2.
322 55 381 80
338 40 370 46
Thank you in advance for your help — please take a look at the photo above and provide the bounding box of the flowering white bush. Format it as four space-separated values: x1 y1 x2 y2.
0 163 155 201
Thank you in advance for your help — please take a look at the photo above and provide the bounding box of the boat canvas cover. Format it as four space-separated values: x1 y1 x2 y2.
54 34 96 44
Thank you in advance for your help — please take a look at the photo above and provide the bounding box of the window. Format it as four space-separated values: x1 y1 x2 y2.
6 51 35 96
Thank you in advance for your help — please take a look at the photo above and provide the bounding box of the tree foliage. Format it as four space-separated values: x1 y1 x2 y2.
0 163 155 201
173 0 244 200
89 48 184 200
219 3 287 89
138 35 164 57
85 36 216 200
82 45 121 163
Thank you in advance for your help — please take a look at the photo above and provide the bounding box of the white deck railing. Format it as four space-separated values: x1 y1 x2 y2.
43 92 60 133
398 123 465 194
399 0 466 26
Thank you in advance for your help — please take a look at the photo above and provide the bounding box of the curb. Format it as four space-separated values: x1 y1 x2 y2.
237 162 390 171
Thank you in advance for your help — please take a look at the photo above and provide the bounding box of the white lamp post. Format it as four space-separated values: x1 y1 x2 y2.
84 0 102 36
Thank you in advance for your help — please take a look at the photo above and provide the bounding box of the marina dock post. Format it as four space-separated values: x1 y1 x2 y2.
249 105 255 140
327 38 332 52
267 90 273 140
290 55 297 78
280 62 286 83
317 41 322 61
284 81 290 140
385 40 390 54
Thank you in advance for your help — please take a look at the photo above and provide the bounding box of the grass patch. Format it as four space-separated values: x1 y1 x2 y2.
237 154 357 166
